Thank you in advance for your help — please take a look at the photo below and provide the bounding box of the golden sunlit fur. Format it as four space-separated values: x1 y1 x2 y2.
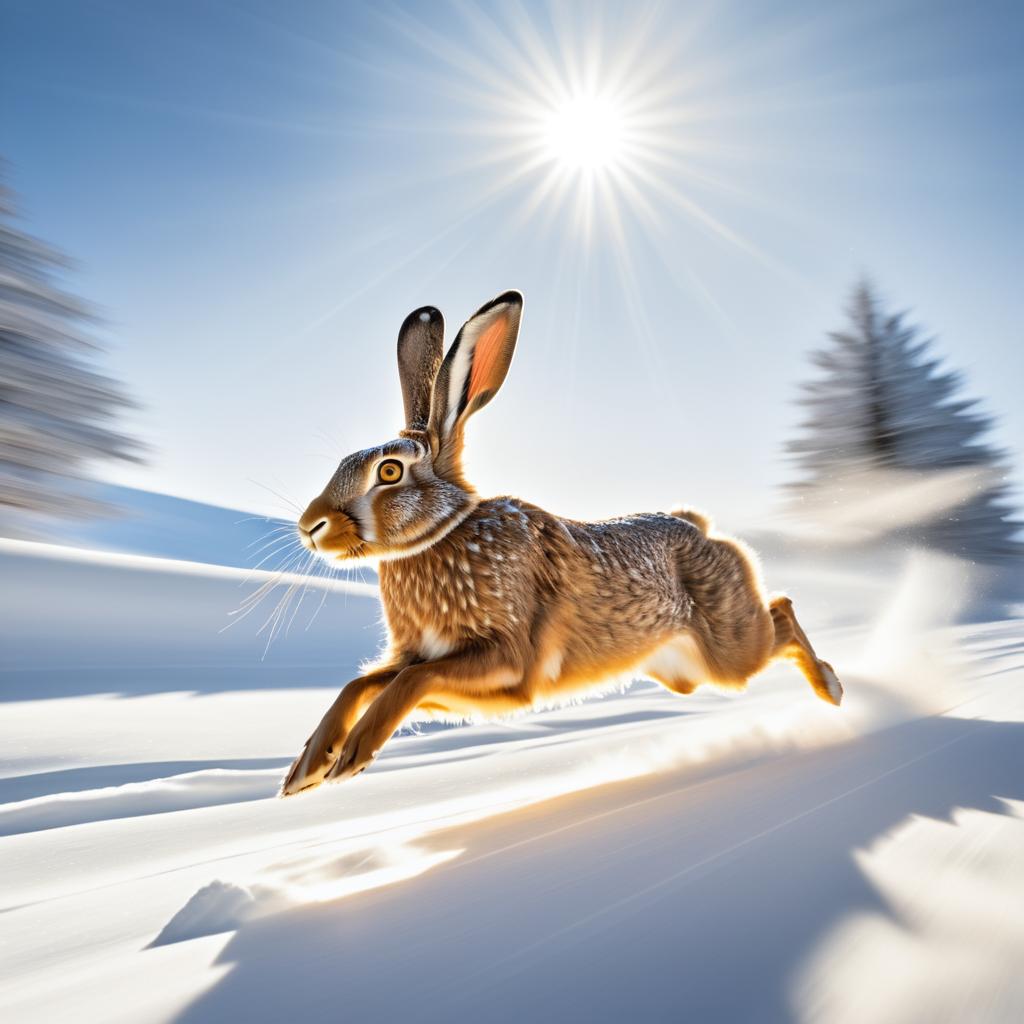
281 292 842 796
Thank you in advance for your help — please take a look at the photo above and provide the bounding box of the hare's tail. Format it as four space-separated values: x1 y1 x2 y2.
672 507 712 535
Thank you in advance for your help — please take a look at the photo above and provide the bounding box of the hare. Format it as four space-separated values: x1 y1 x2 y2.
281 291 841 796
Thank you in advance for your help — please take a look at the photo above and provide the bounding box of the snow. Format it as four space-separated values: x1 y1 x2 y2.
1 533 1022 1023
55 483 295 569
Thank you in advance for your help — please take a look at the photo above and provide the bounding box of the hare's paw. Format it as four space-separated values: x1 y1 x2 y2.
325 730 377 784
279 722 345 797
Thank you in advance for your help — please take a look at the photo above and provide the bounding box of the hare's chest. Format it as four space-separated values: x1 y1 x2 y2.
379 554 491 654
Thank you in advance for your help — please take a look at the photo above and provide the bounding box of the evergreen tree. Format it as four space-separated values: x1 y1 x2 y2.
787 281 1020 562
0 178 142 528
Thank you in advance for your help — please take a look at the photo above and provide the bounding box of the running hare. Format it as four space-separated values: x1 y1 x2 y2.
281 291 841 795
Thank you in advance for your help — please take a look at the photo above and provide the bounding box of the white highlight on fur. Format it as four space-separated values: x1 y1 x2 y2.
350 493 377 544
540 648 564 682
377 501 480 562
419 627 453 660
642 633 708 686
819 661 843 704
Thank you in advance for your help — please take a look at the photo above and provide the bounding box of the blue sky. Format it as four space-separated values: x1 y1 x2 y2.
4 0 1023 526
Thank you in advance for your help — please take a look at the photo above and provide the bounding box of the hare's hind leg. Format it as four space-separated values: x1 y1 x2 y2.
769 596 842 706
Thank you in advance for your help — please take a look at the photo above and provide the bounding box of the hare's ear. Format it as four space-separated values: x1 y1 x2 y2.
397 306 444 431
428 291 522 458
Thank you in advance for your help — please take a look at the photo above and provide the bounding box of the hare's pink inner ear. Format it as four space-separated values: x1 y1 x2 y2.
428 290 523 450
467 314 510 407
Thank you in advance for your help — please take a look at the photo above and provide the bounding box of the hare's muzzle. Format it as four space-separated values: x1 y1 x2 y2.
298 495 361 557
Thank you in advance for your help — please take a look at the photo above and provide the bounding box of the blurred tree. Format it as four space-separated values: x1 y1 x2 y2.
787 281 1020 562
0 178 142 528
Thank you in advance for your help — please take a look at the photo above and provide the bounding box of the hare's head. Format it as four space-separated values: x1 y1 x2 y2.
298 291 523 562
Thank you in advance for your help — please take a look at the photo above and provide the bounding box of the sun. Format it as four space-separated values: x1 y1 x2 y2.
371 3 772 261
542 93 626 173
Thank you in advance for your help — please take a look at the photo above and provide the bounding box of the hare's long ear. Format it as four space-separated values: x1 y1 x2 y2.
428 290 523 477
397 306 444 431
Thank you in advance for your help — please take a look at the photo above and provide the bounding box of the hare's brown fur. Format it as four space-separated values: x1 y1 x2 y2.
281 292 841 796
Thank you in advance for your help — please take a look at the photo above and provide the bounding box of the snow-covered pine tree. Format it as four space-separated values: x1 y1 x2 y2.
0 177 141 529
787 280 1021 563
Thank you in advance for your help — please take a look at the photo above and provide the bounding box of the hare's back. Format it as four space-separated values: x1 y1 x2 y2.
555 512 698 628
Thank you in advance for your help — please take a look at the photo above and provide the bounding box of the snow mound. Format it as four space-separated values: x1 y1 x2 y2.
151 881 259 946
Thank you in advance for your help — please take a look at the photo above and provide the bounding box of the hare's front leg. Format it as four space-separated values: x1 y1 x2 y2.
280 665 403 796
327 651 520 782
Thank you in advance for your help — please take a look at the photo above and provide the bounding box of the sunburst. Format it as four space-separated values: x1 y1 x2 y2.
376 2 771 259
286 2 799 357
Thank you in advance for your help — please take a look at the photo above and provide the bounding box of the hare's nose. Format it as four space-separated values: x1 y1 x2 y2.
299 517 329 550
299 515 331 551
298 494 336 541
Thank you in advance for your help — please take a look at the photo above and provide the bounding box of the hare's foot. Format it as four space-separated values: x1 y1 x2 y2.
280 718 346 796
279 669 402 797
325 728 377 783
323 712 385 782
817 660 843 706
324 654 525 784
769 595 843 707
324 674 426 783
790 650 843 706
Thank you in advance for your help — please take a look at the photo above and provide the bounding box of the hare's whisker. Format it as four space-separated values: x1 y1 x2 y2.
235 545 304 594
245 523 294 551
285 553 319 637
248 478 303 514
249 532 300 564
262 563 316 656
305 565 333 631
257 578 300 641
246 534 302 572
229 550 307 617
313 426 344 452
221 560 305 634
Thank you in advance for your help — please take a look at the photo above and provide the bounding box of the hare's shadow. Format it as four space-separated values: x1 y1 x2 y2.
174 713 1024 1024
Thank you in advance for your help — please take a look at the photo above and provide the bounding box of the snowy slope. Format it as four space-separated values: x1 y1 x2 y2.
35 483 293 570
1 539 1022 1024
0 538 378 701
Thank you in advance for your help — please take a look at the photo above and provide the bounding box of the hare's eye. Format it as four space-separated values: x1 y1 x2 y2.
376 459 404 485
